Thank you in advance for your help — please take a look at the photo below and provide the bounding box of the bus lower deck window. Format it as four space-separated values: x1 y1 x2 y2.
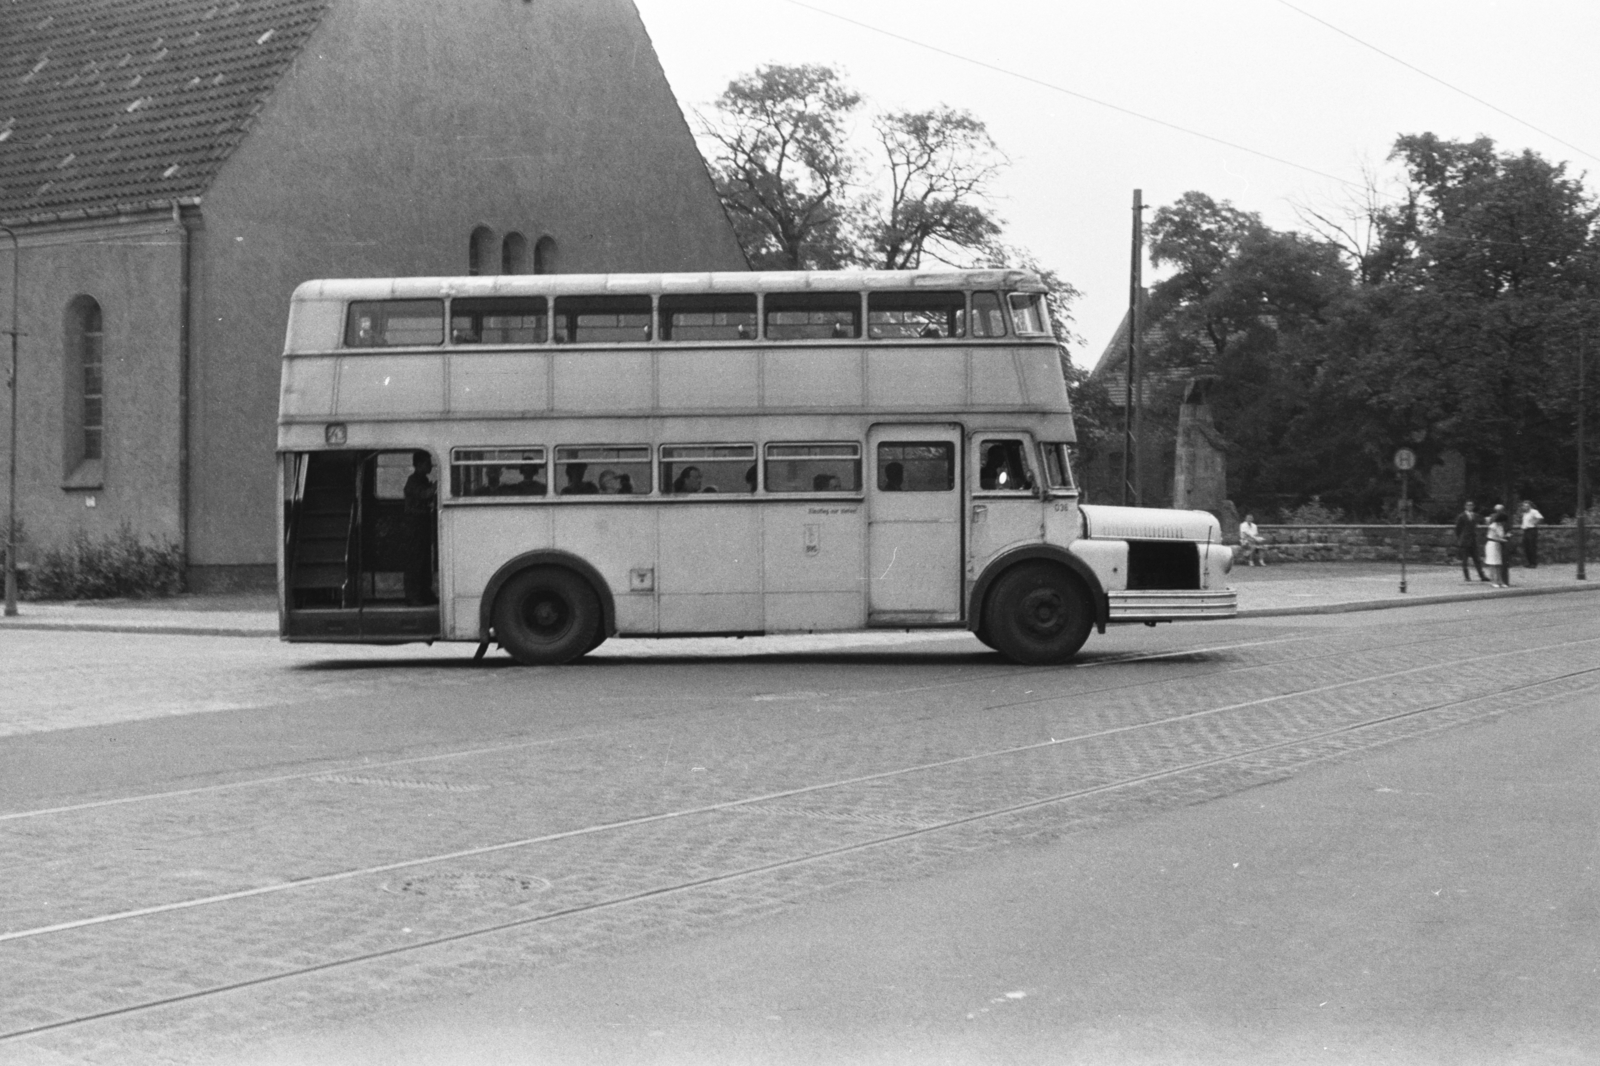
555 445 651 495
978 439 1035 492
970 292 1006 338
451 447 547 497
661 444 757 494
1008 292 1050 336
867 291 966 340
764 443 862 492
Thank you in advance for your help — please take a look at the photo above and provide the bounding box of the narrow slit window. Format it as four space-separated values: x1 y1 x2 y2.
79 301 104 461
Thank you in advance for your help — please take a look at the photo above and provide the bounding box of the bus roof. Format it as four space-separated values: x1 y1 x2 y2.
290 269 1048 303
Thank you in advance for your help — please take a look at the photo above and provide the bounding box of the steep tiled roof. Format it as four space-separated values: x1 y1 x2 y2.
0 0 328 223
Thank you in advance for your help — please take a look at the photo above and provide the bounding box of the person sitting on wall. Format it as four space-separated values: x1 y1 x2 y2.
1239 513 1266 567
560 463 599 495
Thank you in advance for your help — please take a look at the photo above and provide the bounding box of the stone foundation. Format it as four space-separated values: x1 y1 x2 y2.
1248 525 1600 565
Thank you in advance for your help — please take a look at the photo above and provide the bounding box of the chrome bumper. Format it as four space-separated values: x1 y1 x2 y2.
1107 588 1237 622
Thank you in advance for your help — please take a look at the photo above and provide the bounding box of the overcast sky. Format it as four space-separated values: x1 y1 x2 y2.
632 0 1600 367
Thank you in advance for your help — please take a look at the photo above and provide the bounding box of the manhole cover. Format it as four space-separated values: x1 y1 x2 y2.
383 872 550 900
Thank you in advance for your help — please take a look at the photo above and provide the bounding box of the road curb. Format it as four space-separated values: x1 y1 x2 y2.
1237 580 1599 618
0 620 278 638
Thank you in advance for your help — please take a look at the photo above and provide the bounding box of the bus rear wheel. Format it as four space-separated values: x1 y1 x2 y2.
984 562 1092 665
493 567 601 665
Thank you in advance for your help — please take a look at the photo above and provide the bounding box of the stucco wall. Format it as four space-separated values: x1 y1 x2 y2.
0 217 184 564
186 0 746 576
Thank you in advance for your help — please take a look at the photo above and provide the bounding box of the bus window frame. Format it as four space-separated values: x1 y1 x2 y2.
974 435 1039 495
762 441 864 494
553 444 653 497
660 442 759 495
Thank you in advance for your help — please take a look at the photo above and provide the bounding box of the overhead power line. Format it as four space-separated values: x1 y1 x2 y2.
1274 0 1600 167
780 0 1372 194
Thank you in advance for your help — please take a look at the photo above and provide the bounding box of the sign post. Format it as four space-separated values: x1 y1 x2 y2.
1394 448 1416 593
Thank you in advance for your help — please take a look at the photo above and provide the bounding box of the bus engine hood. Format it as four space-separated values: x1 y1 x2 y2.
1078 504 1223 544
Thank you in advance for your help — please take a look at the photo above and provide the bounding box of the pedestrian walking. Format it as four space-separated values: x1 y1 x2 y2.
1239 514 1267 566
1485 504 1512 588
1453 501 1489 582
1519 500 1543 568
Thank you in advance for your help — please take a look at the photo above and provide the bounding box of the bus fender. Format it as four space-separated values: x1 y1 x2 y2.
478 550 617 642
969 545 1110 636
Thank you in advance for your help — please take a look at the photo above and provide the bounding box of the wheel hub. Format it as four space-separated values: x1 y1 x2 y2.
1019 588 1065 636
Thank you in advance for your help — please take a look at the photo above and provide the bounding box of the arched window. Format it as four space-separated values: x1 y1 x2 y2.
468 225 494 276
501 232 527 275
64 295 104 470
533 235 557 275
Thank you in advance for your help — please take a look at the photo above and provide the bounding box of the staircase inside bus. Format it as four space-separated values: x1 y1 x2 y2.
283 450 440 641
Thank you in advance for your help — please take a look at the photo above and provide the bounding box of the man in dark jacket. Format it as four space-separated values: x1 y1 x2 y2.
1454 500 1489 582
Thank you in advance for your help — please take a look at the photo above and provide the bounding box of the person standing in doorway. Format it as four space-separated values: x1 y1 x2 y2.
403 451 438 606
1454 501 1489 582
1519 500 1543 568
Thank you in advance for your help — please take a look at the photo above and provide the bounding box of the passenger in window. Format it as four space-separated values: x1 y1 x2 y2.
883 462 904 491
403 452 438 606
618 473 635 494
513 464 547 495
598 469 625 495
673 466 704 494
560 463 598 495
980 443 1031 491
745 465 758 492
813 473 842 491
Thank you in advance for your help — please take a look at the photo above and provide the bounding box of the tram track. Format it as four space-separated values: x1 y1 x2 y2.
5 647 1598 1045
7 627 1596 947
0 606 1567 828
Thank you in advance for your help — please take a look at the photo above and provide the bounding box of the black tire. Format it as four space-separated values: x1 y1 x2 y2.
492 567 601 665
983 562 1093 665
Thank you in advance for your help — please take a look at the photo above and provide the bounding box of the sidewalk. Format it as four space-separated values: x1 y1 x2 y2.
0 561 1594 639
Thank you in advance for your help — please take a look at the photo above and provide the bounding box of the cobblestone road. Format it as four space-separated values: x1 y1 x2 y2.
2 597 1597 1064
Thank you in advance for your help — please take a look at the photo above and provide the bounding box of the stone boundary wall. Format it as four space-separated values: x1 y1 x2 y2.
1248 525 1600 565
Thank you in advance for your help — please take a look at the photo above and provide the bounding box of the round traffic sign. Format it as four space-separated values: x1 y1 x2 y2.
1393 448 1416 471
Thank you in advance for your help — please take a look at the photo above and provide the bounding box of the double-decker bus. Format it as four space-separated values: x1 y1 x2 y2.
277 269 1234 665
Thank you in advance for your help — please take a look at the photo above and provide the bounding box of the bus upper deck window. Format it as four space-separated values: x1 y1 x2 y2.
451 297 548 345
344 300 445 347
970 292 1006 338
1008 292 1050 336
660 294 757 341
867 291 965 340
764 292 861 340
554 295 653 343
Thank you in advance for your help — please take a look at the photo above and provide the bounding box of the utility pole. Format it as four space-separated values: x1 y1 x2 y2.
1579 328 1588 581
1122 189 1144 507
3 224 19 617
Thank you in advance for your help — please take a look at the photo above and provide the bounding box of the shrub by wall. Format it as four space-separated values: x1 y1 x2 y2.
26 523 186 600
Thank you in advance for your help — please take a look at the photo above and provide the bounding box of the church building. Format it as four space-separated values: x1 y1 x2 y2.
0 0 745 588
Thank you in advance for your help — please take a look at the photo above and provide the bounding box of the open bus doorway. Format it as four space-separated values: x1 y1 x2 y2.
281 449 440 640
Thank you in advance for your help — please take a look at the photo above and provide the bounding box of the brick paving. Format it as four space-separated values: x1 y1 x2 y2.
2 595 1597 1062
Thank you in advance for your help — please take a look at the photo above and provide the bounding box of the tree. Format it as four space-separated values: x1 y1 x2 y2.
698 64 862 270
700 67 1007 272
861 107 1005 269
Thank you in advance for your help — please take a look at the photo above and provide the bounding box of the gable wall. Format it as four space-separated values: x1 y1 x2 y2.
187 0 744 575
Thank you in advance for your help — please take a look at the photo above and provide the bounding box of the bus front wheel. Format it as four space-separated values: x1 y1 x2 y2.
984 563 1092 665
493 567 601 665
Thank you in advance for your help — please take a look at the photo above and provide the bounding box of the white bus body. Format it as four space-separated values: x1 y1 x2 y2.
277 270 1234 664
